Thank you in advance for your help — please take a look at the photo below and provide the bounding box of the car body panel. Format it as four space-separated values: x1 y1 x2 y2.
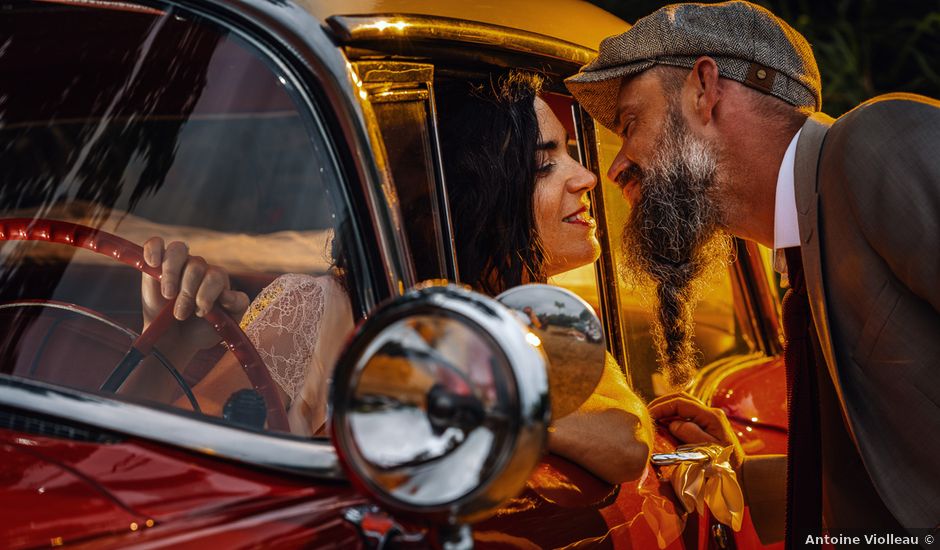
712 357 788 455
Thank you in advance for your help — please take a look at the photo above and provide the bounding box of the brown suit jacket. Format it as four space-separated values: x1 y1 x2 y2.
795 94 940 533
742 94 940 543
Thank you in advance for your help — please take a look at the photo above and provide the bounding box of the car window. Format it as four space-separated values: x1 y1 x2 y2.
593 125 752 399
0 0 361 436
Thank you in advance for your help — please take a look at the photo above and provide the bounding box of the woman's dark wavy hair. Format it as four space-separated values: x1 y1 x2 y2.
436 71 546 296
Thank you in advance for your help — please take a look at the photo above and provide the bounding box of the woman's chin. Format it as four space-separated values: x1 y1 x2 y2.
546 243 601 277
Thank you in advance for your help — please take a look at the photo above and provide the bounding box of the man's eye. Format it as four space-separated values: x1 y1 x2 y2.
620 118 639 139
537 161 556 175
620 121 633 139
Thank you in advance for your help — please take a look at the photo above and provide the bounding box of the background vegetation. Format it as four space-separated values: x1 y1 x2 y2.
586 0 940 116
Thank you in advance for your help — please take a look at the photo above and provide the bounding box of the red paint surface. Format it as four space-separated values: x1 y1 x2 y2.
0 429 365 549
711 356 788 455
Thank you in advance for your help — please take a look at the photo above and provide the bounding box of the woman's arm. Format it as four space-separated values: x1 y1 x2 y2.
547 353 653 484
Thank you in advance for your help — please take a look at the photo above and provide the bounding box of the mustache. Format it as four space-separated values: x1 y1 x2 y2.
615 164 643 188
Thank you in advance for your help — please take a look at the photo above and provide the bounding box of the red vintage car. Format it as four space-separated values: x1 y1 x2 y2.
0 0 788 547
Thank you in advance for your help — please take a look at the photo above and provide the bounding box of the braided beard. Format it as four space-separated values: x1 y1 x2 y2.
618 106 731 389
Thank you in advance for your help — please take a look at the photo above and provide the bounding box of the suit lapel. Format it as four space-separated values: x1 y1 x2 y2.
793 113 860 443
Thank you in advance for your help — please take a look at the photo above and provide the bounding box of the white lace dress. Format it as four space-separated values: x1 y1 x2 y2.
239 273 353 436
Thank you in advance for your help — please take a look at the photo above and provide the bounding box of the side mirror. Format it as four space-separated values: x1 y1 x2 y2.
497 284 605 420
330 283 550 527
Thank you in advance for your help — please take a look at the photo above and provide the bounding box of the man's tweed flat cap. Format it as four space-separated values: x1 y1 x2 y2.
566 1 821 132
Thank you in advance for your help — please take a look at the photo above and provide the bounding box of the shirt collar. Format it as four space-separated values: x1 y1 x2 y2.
774 128 803 251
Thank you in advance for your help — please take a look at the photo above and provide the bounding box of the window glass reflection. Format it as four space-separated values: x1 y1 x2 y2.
0 1 356 436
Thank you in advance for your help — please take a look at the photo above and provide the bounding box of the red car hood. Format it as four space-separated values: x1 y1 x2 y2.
0 428 361 548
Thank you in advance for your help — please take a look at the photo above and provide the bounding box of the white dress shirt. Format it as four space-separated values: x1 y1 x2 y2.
773 128 803 280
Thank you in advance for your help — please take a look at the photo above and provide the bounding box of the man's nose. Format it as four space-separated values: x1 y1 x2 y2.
607 148 629 183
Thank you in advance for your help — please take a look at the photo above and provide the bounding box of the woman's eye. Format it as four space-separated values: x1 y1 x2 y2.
536 161 556 175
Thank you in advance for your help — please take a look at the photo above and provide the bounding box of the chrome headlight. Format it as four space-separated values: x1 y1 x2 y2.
330 283 549 524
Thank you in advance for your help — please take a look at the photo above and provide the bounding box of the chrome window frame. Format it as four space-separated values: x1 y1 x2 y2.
327 14 595 72
730 239 784 357
354 60 459 282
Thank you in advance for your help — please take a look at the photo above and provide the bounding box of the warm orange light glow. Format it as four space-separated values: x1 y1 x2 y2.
365 20 409 32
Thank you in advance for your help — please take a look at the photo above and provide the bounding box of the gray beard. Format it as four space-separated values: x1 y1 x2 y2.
618 107 731 390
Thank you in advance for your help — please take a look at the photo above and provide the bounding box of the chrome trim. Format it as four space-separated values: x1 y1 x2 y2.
358 63 434 84
368 88 429 104
328 14 596 67
348 62 418 293
730 239 783 357
743 240 784 355
356 60 458 281
424 79 459 282
650 450 710 466
0 375 344 478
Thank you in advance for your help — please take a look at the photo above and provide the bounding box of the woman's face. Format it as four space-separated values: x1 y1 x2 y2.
533 97 599 276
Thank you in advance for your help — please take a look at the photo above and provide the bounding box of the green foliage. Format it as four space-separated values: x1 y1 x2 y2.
587 0 940 116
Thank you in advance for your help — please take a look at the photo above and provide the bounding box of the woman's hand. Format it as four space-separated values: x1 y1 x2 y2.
141 237 249 352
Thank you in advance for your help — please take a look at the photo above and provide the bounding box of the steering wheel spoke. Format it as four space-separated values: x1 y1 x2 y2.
101 299 175 391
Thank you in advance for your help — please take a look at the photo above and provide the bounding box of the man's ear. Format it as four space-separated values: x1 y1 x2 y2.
685 56 722 125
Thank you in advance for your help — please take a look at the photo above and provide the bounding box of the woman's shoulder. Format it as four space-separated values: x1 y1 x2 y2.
240 273 333 329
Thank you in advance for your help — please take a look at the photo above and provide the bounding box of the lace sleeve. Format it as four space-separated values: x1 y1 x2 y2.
240 274 326 403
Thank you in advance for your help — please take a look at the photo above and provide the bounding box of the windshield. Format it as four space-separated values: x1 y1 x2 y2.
0 0 357 436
